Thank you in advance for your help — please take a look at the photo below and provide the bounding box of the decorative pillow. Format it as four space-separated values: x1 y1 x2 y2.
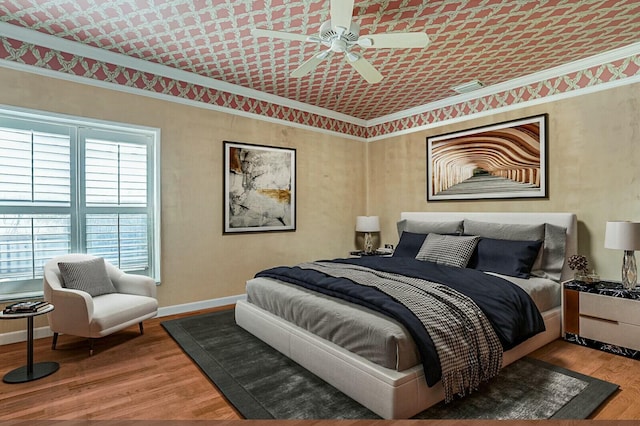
467 237 543 278
463 219 568 282
531 223 568 282
396 219 463 239
58 257 117 297
393 232 428 258
415 234 480 268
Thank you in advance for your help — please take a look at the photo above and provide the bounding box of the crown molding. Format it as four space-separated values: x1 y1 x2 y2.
0 57 368 143
1 22 639 141
0 22 367 128
367 40 640 127
366 73 640 142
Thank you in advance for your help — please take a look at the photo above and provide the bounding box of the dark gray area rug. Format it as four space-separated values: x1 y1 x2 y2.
161 309 618 420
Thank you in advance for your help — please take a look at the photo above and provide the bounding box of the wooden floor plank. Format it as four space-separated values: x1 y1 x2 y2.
0 305 637 421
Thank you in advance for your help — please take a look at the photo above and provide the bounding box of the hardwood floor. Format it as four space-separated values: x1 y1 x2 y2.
0 305 638 423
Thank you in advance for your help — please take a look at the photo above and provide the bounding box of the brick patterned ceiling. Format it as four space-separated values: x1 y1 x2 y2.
1 0 640 121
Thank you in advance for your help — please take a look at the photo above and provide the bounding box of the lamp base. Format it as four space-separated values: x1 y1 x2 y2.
622 250 637 289
363 232 373 254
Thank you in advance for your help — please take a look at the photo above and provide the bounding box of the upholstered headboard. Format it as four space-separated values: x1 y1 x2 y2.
400 212 578 282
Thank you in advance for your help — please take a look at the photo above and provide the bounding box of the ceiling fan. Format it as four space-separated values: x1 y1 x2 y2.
252 0 430 84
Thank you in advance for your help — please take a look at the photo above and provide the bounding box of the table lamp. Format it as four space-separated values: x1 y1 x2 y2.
605 221 640 289
356 216 380 254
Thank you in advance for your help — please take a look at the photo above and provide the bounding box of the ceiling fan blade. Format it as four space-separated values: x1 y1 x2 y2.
359 32 430 49
346 54 383 84
291 53 327 78
252 28 309 42
330 0 354 32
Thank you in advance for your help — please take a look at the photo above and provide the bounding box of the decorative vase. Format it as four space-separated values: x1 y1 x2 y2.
574 272 587 282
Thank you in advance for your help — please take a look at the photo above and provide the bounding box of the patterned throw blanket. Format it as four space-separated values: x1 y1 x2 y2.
298 261 503 402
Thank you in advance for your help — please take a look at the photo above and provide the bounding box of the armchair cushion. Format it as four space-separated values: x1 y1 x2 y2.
58 257 117 297
90 293 159 336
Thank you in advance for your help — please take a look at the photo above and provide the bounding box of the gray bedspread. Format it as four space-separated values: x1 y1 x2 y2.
246 272 559 372
246 277 421 370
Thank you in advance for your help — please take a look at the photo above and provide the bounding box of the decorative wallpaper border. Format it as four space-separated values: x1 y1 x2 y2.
0 36 367 139
366 54 640 139
1 35 639 141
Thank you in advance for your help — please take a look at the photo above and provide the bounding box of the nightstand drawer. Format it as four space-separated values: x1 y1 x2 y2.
580 292 640 326
580 316 640 351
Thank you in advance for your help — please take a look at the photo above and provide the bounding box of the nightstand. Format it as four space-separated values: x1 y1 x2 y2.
349 250 393 257
562 280 640 359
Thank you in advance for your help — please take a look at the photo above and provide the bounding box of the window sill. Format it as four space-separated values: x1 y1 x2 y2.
0 291 45 304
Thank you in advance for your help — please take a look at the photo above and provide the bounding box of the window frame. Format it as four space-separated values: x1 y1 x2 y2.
0 105 161 301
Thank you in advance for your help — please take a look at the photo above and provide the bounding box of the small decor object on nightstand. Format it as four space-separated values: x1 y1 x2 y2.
356 216 380 254
605 221 640 289
350 249 392 257
568 254 589 282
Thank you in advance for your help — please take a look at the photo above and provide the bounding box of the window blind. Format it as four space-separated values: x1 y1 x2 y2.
0 126 70 204
85 140 147 206
0 109 159 299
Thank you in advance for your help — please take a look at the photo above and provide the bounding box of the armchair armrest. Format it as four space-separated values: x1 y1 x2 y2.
112 272 157 298
47 287 94 334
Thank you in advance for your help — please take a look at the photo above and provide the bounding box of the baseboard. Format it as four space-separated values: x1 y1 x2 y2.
156 293 246 317
0 326 54 346
0 293 247 346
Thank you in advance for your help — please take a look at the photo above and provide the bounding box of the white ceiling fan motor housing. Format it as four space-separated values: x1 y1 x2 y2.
320 20 360 45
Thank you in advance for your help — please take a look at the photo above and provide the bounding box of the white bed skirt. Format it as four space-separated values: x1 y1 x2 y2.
235 299 561 419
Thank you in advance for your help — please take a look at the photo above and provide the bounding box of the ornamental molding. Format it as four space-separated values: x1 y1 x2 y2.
1 23 639 141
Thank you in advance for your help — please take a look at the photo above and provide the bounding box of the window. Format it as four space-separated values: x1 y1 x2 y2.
0 107 160 299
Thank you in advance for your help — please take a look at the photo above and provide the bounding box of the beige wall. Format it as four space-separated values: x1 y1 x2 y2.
1 67 639 336
367 81 640 281
0 67 366 334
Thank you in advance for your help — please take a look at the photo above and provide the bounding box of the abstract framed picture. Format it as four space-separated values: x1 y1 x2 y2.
223 141 296 233
427 114 548 201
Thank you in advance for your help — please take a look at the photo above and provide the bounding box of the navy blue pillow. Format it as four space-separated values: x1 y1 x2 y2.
392 232 428 258
467 237 543 278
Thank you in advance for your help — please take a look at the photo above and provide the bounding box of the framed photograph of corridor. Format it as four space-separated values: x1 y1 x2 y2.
426 114 548 201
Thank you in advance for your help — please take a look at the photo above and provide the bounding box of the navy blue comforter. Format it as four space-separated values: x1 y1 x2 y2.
255 256 545 386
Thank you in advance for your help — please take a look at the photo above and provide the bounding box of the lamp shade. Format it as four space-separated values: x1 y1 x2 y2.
355 216 380 233
604 221 640 250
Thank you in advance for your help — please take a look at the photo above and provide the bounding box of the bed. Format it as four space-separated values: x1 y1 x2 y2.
235 212 577 419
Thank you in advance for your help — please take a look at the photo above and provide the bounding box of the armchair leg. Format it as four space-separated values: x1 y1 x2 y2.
51 332 58 350
139 322 144 335
89 339 94 356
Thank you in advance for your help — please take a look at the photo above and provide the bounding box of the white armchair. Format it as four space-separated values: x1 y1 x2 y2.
43 254 158 355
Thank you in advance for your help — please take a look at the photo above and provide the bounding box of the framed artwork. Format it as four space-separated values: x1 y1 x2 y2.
426 114 548 201
223 141 296 233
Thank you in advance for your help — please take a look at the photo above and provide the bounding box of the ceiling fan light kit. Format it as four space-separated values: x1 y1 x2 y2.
252 0 429 84
346 51 359 62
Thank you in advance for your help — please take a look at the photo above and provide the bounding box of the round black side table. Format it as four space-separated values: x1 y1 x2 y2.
0 304 59 383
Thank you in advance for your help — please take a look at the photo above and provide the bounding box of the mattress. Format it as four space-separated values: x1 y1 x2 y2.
246 272 559 371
